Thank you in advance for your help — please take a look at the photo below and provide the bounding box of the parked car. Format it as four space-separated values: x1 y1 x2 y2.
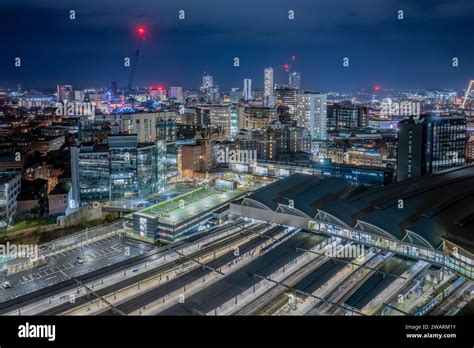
1 281 13 289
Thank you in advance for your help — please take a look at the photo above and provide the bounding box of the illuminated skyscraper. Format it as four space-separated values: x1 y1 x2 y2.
243 78 252 101
275 86 298 123
201 73 215 102
264 68 274 98
289 72 301 90
202 73 213 90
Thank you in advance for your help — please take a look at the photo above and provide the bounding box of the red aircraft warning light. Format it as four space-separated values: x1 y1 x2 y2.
374 85 381 92
137 26 146 38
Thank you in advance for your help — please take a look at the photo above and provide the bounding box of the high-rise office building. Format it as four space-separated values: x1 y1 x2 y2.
264 68 274 98
327 103 368 132
297 92 328 140
70 135 167 205
201 73 215 103
397 115 467 181
264 68 275 107
230 88 242 104
275 86 298 123
289 72 301 90
111 81 118 96
208 86 221 103
202 73 213 90
243 78 252 101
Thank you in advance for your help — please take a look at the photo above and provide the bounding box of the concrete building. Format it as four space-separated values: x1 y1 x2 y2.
242 107 278 130
0 173 21 227
264 68 274 107
327 103 369 132
209 105 239 140
133 188 243 243
48 181 72 216
179 137 212 179
230 88 242 104
236 122 311 161
297 92 328 140
169 87 184 103
97 111 177 143
346 146 384 167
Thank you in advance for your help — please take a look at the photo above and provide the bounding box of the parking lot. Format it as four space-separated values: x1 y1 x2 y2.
0 235 154 303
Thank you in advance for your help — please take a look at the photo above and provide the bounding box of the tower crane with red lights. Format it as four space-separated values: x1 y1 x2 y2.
284 55 297 72
127 26 147 94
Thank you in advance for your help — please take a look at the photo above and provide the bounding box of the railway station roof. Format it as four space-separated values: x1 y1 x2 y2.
245 166 474 253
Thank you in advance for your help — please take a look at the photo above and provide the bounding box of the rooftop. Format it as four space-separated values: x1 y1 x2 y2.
137 188 243 226
245 166 474 253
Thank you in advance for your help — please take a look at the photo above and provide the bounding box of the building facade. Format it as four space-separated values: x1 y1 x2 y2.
0 173 21 227
297 92 328 140
71 135 167 206
397 115 467 181
243 78 252 101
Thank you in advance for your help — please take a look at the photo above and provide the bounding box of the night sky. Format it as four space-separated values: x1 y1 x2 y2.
1 0 473 91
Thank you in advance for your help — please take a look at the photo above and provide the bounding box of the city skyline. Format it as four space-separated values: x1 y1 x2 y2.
0 0 473 334
1 0 473 90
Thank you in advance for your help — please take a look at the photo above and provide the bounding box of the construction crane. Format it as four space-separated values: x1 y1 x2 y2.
127 26 147 94
462 80 474 109
284 55 297 72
